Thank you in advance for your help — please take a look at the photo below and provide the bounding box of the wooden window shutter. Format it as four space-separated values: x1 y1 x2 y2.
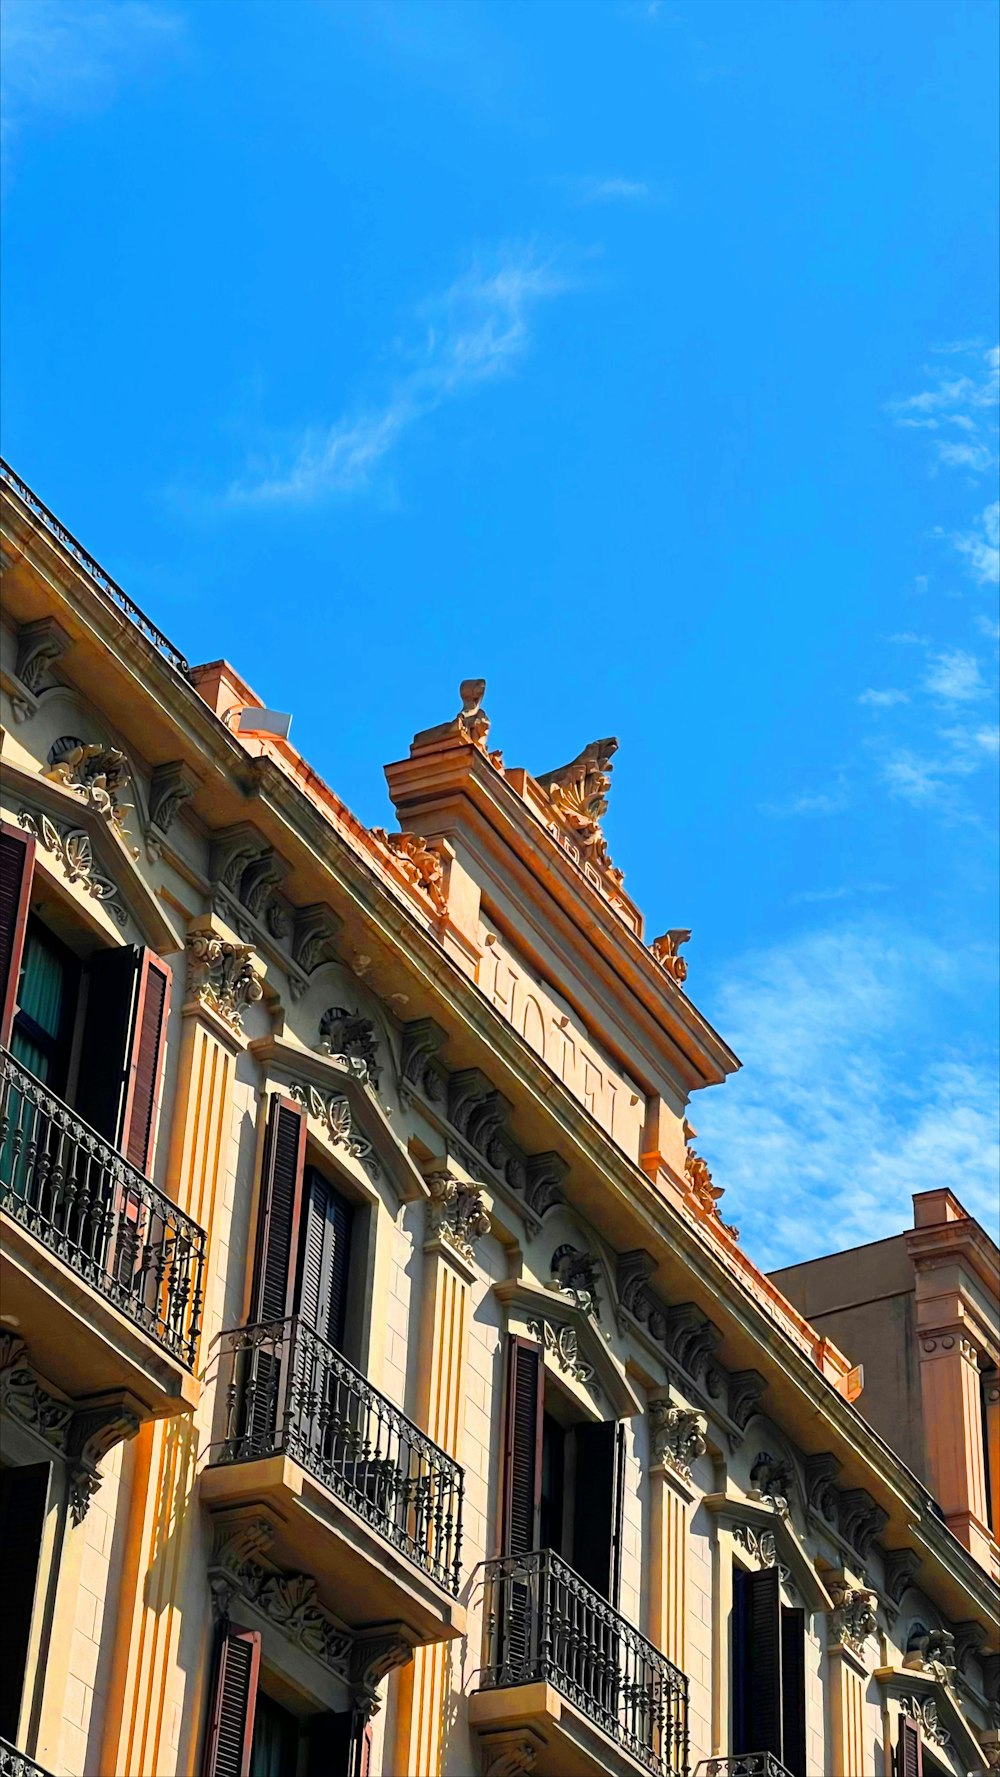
572 1420 618 1600
898 1715 923 1777
122 950 171 1175
501 1335 544 1556
780 1605 807 1777
201 1623 261 1777
744 1563 783 1762
297 1168 354 1350
250 1095 306 1323
0 821 34 1047
610 1420 627 1609
76 946 145 1143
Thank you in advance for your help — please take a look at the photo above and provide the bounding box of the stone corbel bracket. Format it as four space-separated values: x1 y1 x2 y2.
703 1489 834 1612
4 615 71 721
146 759 200 862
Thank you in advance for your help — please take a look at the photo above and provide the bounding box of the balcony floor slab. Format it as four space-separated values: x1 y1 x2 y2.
471 1681 674 1777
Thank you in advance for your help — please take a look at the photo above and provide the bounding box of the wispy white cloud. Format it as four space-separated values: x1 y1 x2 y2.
759 780 850 819
789 883 889 906
921 647 987 703
955 500 1000 587
571 176 657 206
857 688 910 708
227 249 571 504
696 921 999 1266
887 344 999 474
0 0 181 143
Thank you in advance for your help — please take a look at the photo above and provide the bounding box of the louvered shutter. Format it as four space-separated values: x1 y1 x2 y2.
201 1623 260 1777
121 950 171 1174
250 1096 306 1323
744 1564 783 1762
0 822 34 1047
780 1605 807 1777
501 1335 544 1555
610 1420 627 1609
298 1168 354 1350
76 946 143 1144
898 1715 923 1777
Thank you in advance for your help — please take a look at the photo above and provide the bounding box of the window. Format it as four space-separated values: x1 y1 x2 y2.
297 1167 354 1353
10 918 77 1091
201 1625 356 1777
0 1460 50 1744
731 1562 806 1777
501 1335 626 1603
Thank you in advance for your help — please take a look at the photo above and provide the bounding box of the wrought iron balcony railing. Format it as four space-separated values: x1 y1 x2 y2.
213 1314 464 1596
0 1047 206 1367
481 1547 690 1777
0 1735 54 1777
0 459 193 680
693 1759 793 1777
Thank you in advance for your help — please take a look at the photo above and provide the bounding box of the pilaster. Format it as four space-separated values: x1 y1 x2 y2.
917 1329 992 1560
826 1580 878 1777
646 1395 705 1672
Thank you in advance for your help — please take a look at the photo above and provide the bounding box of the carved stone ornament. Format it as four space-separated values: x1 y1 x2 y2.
289 1080 380 1180
43 736 136 851
537 736 620 875
12 616 70 718
319 1006 380 1087
838 1487 889 1561
400 1017 448 1103
952 1620 988 1676
727 1370 768 1441
291 904 341 977
208 1518 352 1678
0 1333 73 1451
524 1152 567 1220
425 1170 491 1263
899 1695 950 1749
350 1630 414 1717
733 1522 791 1585
649 1400 708 1479
146 759 198 862
905 1628 958 1683
480 1740 539 1777
804 1451 842 1524
551 1244 601 1318
371 829 448 915
828 1580 879 1655
651 928 690 985
750 1451 795 1514
410 677 492 753
19 807 127 926
883 1547 922 1606
682 1120 739 1239
185 932 264 1033
615 1251 722 1392
66 1396 141 1524
526 1316 599 1394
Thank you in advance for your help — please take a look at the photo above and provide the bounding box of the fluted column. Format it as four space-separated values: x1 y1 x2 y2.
826 1580 879 1777
647 1395 706 1671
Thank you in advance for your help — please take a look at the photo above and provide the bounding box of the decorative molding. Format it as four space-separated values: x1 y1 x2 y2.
185 932 263 1033
425 1169 491 1264
371 829 448 915
19 806 127 925
649 1400 708 1479
291 903 342 978
839 1487 889 1561
289 1079 380 1179
319 1006 381 1088
953 1620 988 1676
682 1119 738 1239
210 822 265 897
0 1333 72 1451
43 736 137 851
11 616 70 718
537 737 623 883
480 1739 539 1777
240 849 289 921
523 1152 567 1220
526 1316 599 1394
650 928 690 985
899 1694 950 1748
67 1395 141 1524
550 1244 601 1317
208 1517 352 1679
733 1521 790 1584
400 1017 448 1103
349 1628 415 1717
145 759 198 861
828 1579 879 1655
883 1547 922 1606
726 1369 768 1442
804 1451 842 1525
749 1450 795 1514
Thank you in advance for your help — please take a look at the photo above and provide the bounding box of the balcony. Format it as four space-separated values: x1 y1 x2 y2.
201 1315 465 1645
0 1737 54 1777
0 1047 205 1415
471 1548 689 1777
693 1761 793 1777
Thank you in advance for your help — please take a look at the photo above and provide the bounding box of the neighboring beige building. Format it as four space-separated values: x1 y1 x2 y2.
772 1190 1000 1574
0 456 997 1777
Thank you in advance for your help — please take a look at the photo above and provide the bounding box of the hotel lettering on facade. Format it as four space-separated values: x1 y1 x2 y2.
0 459 997 1777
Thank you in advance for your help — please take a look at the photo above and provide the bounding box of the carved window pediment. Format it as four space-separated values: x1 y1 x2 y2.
494 1275 642 1419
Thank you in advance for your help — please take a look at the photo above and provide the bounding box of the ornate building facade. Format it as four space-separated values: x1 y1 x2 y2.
0 457 997 1777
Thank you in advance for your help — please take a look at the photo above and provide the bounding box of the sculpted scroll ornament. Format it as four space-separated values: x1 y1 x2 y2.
208 1519 352 1678
185 933 263 1032
526 1317 599 1394
828 1580 879 1655
289 1080 380 1179
425 1170 491 1263
19 808 128 926
733 1522 791 1584
899 1696 950 1749
537 737 621 877
649 1401 708 1479
371 829 448 915
651 928 690 984
750 1451 795 1514
319 1006 380 1087
682 1120 739 1240
43 737 137 851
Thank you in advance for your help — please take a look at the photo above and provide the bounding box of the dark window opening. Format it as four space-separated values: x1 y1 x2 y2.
732 1563 806 1777
0 1461 50 1743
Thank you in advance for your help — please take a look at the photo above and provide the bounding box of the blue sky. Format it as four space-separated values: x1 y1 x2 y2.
2 0 997 1265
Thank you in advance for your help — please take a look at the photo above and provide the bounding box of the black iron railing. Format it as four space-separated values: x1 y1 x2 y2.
0 459 193 680
213 1314 464 1595
693 1759 793 1777
0 1047 205 1367
482 1547 689 1777
0 1735 54 1777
